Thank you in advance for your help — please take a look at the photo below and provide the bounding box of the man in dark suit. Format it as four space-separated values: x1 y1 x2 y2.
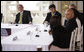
64 9 78 37
64 9 78 49
15 4 32 24
43 4 61 25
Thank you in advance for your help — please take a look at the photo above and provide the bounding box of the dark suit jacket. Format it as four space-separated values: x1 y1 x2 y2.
51 17 77 48
64 17 78 44
51 26 70 48
64 17 78 34
44 11 61 23
15 10 32 24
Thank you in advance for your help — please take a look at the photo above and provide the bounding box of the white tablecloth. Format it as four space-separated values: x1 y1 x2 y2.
1 24 32 34
1 24 53 51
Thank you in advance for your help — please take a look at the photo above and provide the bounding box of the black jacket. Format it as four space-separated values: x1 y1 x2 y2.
51 26 70 48
64 17 78 34
44 11 61 23
51 17 78 48
15 10 32 24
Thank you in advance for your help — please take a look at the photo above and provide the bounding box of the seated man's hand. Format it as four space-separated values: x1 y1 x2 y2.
29 22 32 25
43 21 49 24
12 22 16 24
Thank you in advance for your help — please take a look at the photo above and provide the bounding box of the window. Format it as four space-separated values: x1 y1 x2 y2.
9 6 17 11
19 1 50 11
1 1 18 23
19 1 40 11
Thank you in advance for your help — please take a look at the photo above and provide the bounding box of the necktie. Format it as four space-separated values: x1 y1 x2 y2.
52 13 54 16
52 12 56 16
19 13 22 24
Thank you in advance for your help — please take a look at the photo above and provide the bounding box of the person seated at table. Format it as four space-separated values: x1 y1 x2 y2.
43 4 61 25
64 8 78 36
49 15 70 51
69 4 83 26
14 4 32 24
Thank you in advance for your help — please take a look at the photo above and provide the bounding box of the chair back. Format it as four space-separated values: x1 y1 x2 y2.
69 28 78 51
